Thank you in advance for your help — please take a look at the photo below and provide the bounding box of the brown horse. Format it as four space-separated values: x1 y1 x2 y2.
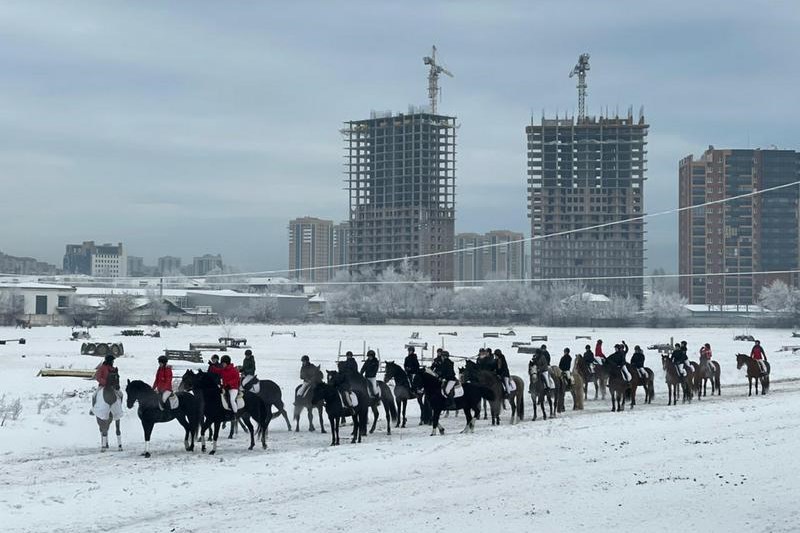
602 359 630 412
661 354 693 405
574 354 608 400
692 359 721 398
626 364 654 407
736 354 770 396
568 370 585 410
460 361 525 424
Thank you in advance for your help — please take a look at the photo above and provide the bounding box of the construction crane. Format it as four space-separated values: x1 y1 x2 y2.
569 52 590 121
423 45 453 115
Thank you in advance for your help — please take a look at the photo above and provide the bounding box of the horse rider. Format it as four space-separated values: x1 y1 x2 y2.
531 348 555 390
594 339 606 364
152 355 176 410
94 354 117 389
437 351 458 399
92 354 118 413
297 355 315 399
404 346 420 382
607 342 631 383
699 343 714 376
750 340 768 375
493 349 512 395
670 342 690 384
582 344 596 375
208 354 221 371
631 345 648 379
240 349 256 389
559 348 573 388
209 355 240 413
477 348 496 372
361 349 380 399
431 348 444 375
343 350 359 374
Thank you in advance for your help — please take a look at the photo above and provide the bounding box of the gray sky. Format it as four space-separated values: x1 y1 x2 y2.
1 1 798 274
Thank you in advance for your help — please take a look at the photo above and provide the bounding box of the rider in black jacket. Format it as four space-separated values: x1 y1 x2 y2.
360 350 380 398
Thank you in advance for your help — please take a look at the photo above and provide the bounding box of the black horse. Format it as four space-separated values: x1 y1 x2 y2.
243 376 293 431
180 370 271 453
411 369 493 436
125 379 202 458
325 370 369 442
336 361 397 435
312 381 367 445
383 361 431 427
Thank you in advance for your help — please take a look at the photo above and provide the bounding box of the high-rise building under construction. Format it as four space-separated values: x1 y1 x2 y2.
525 111 648 299
344 109 456 281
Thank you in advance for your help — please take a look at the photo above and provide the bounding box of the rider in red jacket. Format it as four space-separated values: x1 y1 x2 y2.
750 340 768 375
153 355 174 409
594 339 606 364
210 355 240 412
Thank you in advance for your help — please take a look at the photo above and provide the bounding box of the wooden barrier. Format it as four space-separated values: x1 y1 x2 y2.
38 369 94 378
189 343 227 352
165 349 203 363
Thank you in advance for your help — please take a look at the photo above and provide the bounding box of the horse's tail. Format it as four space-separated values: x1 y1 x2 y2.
573 372 585 410
380 383 397 422
516 388 524 420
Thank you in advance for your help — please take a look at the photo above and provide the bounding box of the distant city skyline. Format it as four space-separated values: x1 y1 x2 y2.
1 2 798 274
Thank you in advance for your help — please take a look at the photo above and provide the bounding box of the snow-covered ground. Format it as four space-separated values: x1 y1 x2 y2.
1 324 798 532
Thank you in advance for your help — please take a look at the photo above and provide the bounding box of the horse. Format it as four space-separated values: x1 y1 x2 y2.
602 359 631 412
125 380 202 458
336 361 397 435
660 354 693 405
527 362 559 420
311 380 366 445
293 364 326 433
180 370 270 453
460 360 524 425
325 370 369 442
626 364 655 407
411 369 491 436
736 353 770 396
382 361 430 427
93 370 123 451
692 359 721 398
243 375 293 431
568 369 585 410
574 354 608 400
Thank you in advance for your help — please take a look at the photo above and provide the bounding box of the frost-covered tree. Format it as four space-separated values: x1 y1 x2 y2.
102 293 137 326
644 291 688 327
66 296 98 326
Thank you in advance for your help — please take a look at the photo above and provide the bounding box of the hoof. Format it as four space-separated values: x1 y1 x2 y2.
321 429 327 434
142 452 151 458
309 427 316 432
208 450 216 455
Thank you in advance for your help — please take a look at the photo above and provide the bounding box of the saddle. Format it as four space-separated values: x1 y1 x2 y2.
160 393 179 410
339 390 358 408
221 390 245 411
243 375 260 394
441 382 464 399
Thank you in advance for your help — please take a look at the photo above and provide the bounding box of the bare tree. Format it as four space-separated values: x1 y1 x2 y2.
66 296 98 327
217 315 239 338
0 290 23 326
102 293 137 326
144 290 167 323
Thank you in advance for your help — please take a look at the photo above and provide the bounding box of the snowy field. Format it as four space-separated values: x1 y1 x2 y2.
1 324 799 532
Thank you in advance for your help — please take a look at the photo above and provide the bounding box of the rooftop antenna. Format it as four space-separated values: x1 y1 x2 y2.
423 45 453 114
569 52 590 121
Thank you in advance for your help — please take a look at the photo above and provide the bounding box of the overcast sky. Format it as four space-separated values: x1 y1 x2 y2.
0 1 798 274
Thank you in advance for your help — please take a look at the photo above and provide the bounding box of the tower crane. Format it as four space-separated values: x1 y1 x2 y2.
569 53 590 121
423 45 453 114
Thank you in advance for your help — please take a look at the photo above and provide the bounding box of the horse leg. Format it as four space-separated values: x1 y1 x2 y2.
209 422 220 455
293 404 302 432
748 377 753 397
115 420 122 450
317 405 326 433
307 405 315 432
369 403 378 434
328 414 336 446
97 418 109 451
383 401 391 436
395 398 402 428
142 422 154 458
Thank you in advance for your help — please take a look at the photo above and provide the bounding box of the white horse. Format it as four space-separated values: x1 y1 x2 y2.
92 371 123 451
